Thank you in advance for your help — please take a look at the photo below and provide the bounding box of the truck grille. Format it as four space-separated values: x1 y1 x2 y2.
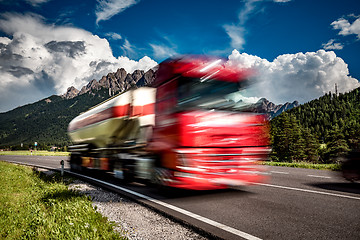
176 148 269 175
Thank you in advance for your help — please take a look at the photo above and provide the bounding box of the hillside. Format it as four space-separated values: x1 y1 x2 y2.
270 87 360 163
0 89 109 149
0 68 156 150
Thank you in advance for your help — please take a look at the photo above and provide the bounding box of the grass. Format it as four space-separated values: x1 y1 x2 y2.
0 150 70 156
0 161 126 239
263 161 341 171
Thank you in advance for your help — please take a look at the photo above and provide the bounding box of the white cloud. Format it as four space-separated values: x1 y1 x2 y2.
95 0 140 24
25 0 51 6
238 0 259 25
273 0 291 2
149 43 177 59
223 0 259 50
223 0 289 50
331 15 360 39
226 49 360 104
0 13 157 112
322 39 344 50
121 38 137 57
105 32 122 40
223 25 246 50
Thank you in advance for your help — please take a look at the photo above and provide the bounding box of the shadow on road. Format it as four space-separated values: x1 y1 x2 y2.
308 182 360 195
71 168 254 201
151 187 252 200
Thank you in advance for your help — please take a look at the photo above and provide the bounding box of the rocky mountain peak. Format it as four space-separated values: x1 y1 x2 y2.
62 68 157 99
255 98 299 119
62 86 79 99
115 68 127 81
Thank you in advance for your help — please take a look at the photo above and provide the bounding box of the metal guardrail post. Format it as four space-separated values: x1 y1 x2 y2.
60 160 64 177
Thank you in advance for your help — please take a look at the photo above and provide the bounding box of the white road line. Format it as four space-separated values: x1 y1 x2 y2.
270 171 289 175
69 171 262 240
307 174 331 179
255 183 360 201
3 160 262 239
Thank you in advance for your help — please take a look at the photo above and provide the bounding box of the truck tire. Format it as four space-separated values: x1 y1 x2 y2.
70 153 82 172
122 160 135 184
152 167 172 189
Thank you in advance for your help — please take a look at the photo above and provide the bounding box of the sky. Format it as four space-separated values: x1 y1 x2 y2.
0 0 359 112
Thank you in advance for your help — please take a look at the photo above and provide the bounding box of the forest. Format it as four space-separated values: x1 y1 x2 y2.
270 87 360 163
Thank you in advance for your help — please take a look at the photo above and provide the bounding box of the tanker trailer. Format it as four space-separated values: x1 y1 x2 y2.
68 87 156 180
68 56 270 190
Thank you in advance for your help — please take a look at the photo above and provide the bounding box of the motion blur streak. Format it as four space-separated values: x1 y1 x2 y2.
68 55 270 190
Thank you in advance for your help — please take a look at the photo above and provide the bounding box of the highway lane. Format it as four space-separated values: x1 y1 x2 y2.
0 155 68 169
1 155 359 239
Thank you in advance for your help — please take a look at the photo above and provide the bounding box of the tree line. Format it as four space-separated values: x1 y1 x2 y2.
270 87 360 163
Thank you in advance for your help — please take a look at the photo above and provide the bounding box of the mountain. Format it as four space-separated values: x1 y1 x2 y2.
62 68 156 99
0 68 156 149
253 98 299 119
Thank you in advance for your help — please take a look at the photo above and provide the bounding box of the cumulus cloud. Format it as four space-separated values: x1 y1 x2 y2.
226 49 360 104
95 0 140 24
0 13 157 112
322 39 344 50
331 15 360 39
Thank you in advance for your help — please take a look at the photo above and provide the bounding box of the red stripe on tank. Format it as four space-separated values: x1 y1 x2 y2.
69 103 154 132
132 103 155 117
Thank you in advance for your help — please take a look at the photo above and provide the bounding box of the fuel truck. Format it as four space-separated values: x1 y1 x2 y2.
68 56 270 190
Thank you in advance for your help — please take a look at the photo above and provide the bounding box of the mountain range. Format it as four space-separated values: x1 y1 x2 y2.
254 98 299 119
62 68 156 99
0 67 297 148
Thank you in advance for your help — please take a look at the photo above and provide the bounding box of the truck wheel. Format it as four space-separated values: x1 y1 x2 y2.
152 167 171 189
70 153 82 172
152 167 163 186
151 167 178 195
122 161 135 184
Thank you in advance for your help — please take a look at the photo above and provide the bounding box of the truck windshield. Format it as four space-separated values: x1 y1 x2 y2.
177 77 254 111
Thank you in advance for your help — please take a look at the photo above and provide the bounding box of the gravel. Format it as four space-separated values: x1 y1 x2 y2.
68 179 209 240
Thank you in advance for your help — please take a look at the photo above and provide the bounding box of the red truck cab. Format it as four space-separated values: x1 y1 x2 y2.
148 56 270 190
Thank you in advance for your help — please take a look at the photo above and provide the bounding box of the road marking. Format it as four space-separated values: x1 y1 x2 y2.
2 160 262 240
255 183 360 201
270 171 289 175
307 174 331 179
69 171 262 240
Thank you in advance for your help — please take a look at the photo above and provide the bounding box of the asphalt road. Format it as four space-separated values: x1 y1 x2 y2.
1 155 359 240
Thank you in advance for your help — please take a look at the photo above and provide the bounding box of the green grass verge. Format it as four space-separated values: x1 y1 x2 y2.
0 161 125 239
264 161 341 171
0 150 70 156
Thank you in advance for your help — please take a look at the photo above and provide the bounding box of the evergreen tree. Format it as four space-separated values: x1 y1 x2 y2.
302 128 319 162
324 127 350 163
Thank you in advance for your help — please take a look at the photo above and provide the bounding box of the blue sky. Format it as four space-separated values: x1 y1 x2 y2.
0 0 359 112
